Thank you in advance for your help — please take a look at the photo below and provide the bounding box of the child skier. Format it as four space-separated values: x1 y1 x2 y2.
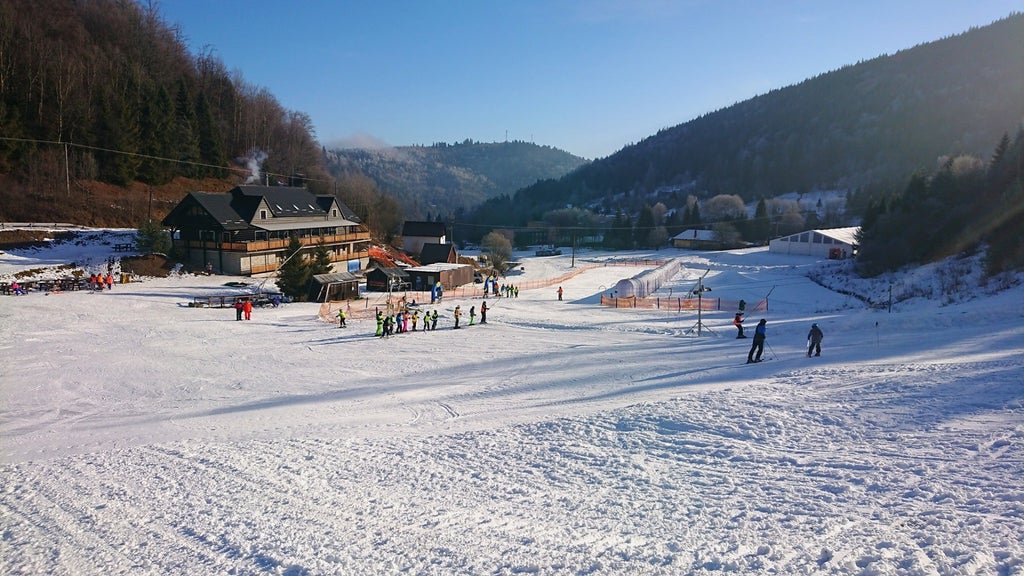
807 323 824 357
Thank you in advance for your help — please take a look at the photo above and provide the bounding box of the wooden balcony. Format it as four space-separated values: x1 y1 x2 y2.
179 231 371 253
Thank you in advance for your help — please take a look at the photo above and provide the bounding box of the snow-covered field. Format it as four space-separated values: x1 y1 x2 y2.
1 231 1023 575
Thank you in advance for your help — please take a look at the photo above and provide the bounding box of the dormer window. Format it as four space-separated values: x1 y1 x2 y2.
260 210 267 220
332 209 338 217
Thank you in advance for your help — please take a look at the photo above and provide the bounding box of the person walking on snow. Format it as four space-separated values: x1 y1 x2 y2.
337 309 346 328
747 319 767 363
807 323 824 357
733 312 745 338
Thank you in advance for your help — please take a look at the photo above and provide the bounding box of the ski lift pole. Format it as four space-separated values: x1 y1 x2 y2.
762 285 776 316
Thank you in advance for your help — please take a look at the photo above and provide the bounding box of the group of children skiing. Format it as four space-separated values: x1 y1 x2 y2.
374 307 438 337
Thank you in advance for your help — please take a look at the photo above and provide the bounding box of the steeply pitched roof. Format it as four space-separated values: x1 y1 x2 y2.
234 185 326 218
419 243 457 265
402 220 447 238
163 186 361 230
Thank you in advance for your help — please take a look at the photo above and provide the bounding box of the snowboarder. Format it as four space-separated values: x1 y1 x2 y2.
733 312 745 338
807 323 824 357
557 286 563 301
453 305 462 329
480 300 488 324
337 309 346 328
747 319 767 363
469 305 475 326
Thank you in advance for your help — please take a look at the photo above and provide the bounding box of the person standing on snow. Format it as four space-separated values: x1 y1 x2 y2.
747 319 767 363
453 305 462 329
337 309 346 328
235 299 244 321
480 301 488 324
243 298 253 321
733 312 745 338
469 305 476 326
807 323 824 357
431 310 439 330
375 309 383 336
557 286 563 301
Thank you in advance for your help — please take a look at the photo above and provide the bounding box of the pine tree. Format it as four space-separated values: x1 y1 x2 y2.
277 235 310 301
171 79 201 178
137 85 174 184
195 92 227 177
309 242 333 276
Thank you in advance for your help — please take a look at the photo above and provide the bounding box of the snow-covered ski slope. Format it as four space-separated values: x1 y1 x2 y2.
2 232 1022 575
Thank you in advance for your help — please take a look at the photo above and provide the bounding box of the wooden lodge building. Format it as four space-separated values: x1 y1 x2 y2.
162 185 371 276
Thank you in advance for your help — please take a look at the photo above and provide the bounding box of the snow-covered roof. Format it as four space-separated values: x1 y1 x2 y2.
672 229 717 241
405 262 469 273
815 226 859 245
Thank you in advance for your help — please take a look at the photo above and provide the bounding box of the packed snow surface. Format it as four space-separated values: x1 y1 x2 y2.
2 231 1023 575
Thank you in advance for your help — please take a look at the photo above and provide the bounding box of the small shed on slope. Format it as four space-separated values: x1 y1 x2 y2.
404 263 473 292
308 272 360 302
365 267 410 292
671 229 720 250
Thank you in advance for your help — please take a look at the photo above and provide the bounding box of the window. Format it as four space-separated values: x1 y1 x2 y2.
260 210 267 220
799 233 809 242
332 209 338 217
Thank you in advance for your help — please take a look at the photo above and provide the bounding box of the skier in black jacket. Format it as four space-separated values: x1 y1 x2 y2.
807 323 824 357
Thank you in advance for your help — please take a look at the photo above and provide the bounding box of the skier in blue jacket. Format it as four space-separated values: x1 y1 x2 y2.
747 319 767 363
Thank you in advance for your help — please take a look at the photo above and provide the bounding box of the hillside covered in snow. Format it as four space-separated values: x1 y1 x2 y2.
1 230 1022 575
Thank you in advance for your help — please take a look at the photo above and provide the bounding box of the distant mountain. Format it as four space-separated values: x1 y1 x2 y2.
324 140 588 220
466 13 1024 231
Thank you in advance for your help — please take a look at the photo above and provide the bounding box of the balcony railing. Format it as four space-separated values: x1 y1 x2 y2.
245 249 369 276
179 231 370 253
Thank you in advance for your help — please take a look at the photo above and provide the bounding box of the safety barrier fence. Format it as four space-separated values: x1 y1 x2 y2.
317 258 704 322
599 295 767 313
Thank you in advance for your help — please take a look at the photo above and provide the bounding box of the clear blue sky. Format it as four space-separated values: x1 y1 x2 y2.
157 1 1022 160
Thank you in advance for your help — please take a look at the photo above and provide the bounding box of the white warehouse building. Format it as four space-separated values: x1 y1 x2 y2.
768 227 859 259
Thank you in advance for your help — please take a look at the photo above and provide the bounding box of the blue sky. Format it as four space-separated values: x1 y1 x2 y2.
157 1 1022 160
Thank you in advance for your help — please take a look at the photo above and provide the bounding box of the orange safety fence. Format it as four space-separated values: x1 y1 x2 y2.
599 295 768 313
316 259 680 323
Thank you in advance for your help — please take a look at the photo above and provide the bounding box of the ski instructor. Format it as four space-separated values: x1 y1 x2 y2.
747 319 767 364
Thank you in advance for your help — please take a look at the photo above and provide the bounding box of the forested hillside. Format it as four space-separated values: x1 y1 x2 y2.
0 0 399 231
325 140 587 220
466 13 1024 234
